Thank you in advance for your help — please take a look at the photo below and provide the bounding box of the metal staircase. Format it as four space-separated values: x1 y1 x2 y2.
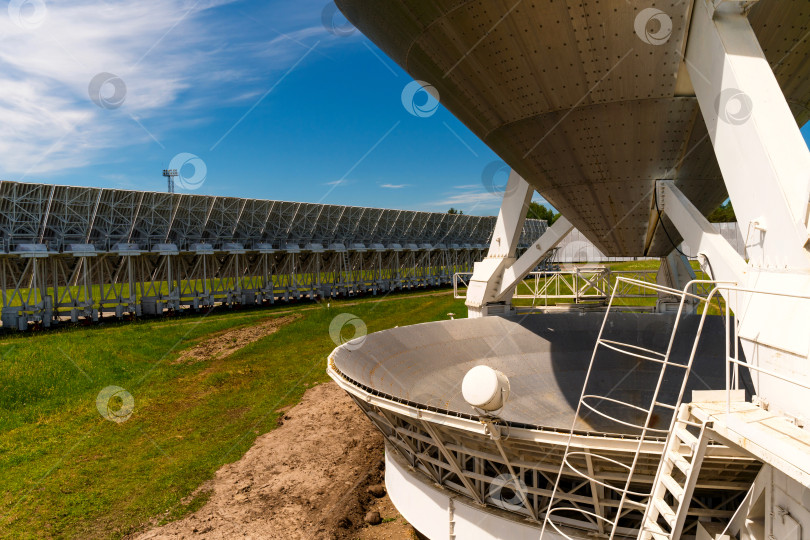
639 404 710 540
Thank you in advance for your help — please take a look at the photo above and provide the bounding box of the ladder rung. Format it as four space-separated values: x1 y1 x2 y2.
674 425 698 448
661 473 684 501
596 339 692 368
624 498 648 511
641 520 670 540
667 452 691 475
653 497 677 528
654 401 677 410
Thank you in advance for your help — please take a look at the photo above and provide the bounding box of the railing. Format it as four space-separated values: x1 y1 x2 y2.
541 277 810 538
453 268 659 305
702 285 810 416
541 277 731 539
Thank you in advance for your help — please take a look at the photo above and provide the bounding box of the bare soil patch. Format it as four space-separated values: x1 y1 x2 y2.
137 382 418 539
173 315 298 365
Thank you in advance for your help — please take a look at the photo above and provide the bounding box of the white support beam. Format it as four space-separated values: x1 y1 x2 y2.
465 171 573 318
655 249 699 313
487 170 534 259
465 171 533 318
685 0 810 270
495 216 573 301
661 0 810 427
659 181 747 293
466 170 573 316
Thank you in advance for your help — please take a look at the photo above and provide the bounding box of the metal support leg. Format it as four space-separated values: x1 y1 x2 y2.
660 0 810 426
655 250 698 313
496 216 572 302
658 181 746 305
465 171 572 317
685 0 810 271
465 170 532 317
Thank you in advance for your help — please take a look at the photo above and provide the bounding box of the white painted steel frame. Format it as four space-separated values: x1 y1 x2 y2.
454 269 661 306
0 181 546 328
327 349 758 539
465 171 573 317
541 277 734 539
665 0 810 430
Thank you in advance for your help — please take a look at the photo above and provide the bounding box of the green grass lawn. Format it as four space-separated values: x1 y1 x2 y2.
0 290 467 539
0 260 730 539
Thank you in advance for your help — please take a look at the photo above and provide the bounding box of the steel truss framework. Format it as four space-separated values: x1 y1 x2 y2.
455 269 717 310
455 268 660 305
331 372 759 539
0 181 546 329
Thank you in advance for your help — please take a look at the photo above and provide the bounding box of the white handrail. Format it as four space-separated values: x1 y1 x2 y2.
452 269 659 302
541 276 733 540
698 285 810 415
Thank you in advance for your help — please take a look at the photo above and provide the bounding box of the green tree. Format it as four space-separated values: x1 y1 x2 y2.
707 200 735 222
526 201 559 224
447 208 464 215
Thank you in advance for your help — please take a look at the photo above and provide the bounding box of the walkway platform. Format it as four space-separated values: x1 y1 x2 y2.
691 400 810 489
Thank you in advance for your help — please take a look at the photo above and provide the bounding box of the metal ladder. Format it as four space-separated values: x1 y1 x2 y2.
341 251 351 286
541 278 719 540
639 404 710 540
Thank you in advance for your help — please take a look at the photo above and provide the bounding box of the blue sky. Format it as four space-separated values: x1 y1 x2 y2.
2 0 809 216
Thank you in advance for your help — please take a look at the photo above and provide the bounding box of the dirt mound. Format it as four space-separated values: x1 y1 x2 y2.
137 382 417 539
173 315 298 365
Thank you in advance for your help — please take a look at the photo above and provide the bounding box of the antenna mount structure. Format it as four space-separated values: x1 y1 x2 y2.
162 169 178 194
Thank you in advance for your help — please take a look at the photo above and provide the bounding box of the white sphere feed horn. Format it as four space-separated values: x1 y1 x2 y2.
462 365 510 412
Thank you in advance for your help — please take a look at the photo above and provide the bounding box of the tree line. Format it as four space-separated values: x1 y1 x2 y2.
449 200 734 223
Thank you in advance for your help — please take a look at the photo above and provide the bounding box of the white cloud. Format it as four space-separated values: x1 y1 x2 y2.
531 194 553 208
0 1 229 176
380 183 407 189
425 189 501 214
425 188 553 215
0 0 347 178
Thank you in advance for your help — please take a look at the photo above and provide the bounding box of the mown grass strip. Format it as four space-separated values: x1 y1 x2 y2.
0 291 466 539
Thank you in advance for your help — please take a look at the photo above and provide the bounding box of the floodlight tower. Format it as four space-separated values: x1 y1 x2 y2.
162 169 178 194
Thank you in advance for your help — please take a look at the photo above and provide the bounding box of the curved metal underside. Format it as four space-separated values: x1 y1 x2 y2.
336 0 810 256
